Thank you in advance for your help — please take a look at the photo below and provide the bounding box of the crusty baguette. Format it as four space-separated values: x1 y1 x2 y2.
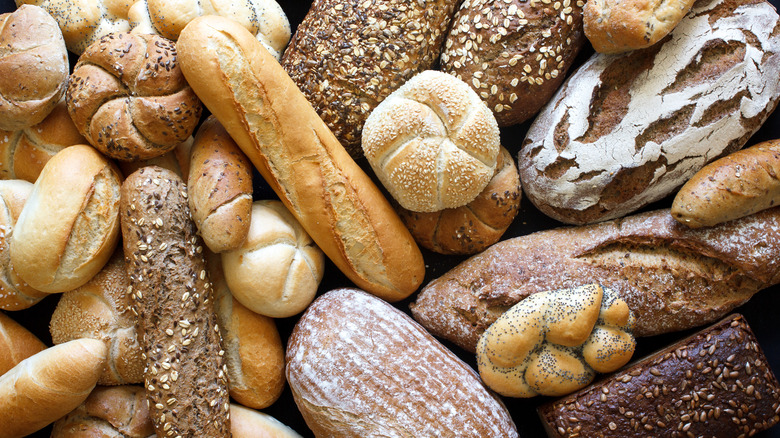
176 15 425 302
120 166 230 437
672 139 780 228
411 207 780 353
0 338 107 438
0 311 45 375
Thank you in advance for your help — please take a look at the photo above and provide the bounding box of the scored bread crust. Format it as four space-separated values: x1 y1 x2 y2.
120 166 230 437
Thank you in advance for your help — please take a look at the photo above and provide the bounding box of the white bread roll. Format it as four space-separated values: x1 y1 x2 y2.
362 70 500 212
0 311 45 375
50 385 155 437
10 144 122 293
0 338 107 438
222 200 324 318
230 404 302 438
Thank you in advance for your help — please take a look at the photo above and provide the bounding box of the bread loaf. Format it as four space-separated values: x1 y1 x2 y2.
120 166 230 437
177 15 425 302
50 385 155 438
672 139 780 228
0 311 45 375
538 314 780 437
411 207 780 353
280 0 459 158
11 144 121 293
0 4 69 131
287 288 518 437
517 0 780 224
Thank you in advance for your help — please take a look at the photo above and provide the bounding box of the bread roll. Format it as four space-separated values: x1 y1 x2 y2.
280 0 458 158
188 116 253 253
398 145 521 254
67 32 202 161
0 338 107 438
0 4 68 131
362 70 500 212
127 0 291 59
119 136 193 181
177 15 425 302
0 311 45 375
672 139 780 228
120 166 230 437
11 144 121 293
222 200 323 318
50 385 155 438
49 250 144 386
230 404 302 438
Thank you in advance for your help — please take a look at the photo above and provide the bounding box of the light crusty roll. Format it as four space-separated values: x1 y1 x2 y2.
230 404 302 438
672 139 780 228
188 116 253 253
362 70 500 212
11 145 121 293
222 200 323 318
120 166 230 438
0 311 45 375
50 250 144 386
0 338 107 438
50 385 155 438
177 15 425 302
0 5 68 131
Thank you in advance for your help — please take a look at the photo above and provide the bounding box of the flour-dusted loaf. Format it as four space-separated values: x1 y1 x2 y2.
286 288 518 437
411 207 780 353
518 0 780 225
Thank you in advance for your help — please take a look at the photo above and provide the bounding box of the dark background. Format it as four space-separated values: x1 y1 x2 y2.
3 0 780 436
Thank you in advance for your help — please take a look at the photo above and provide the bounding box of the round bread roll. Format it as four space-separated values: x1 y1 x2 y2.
128 0 291 60
398 146 521 254
362 70 500 212
10 144 122 293
222 200 325 318
0 310 46 375
119 136 193 182
50 385 155 438
49 250 144 386
230 404 302 438
0 4 68 131
67 32 202 161
16 0 134 55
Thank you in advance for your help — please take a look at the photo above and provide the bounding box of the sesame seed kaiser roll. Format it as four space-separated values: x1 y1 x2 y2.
362 70 501 213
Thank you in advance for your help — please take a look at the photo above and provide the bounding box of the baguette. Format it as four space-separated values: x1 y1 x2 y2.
176 16 425 302
411 207 780 352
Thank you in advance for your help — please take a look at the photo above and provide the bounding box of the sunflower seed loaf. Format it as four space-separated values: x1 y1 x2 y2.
518 0 780 225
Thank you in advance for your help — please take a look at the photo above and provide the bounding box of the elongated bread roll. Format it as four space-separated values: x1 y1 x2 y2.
177 16 425 302
0 311 45 375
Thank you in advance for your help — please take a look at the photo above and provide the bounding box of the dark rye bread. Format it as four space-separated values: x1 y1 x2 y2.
440 0 586 127
120 166 230 437
538 314 780 437
280 0 459 159
410 207 780 353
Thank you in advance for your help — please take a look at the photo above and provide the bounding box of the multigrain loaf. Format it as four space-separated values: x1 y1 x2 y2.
411 207 780 353
280 0 459 158
518 0 780 225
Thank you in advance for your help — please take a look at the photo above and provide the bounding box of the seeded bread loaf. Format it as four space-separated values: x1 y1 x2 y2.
538 314 780 437
518 0 780 225
120 166 230 437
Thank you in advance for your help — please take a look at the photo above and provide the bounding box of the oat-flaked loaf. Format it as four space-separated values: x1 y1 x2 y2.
440 0 586 127
287 288 518 437
120 166 229 437
411 207 780 353
538 314 780 437
518 0 780 225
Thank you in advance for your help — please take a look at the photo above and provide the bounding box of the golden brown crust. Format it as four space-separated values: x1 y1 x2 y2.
0 311 45 375
51 385 155 438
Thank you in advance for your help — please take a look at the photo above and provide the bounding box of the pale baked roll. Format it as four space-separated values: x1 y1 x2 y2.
0 310 45 375
50 385 155 438
0 4 68 131
362 70 500 212
230 404 302 438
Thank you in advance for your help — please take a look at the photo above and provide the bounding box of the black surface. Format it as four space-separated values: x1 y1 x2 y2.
3 0 780 437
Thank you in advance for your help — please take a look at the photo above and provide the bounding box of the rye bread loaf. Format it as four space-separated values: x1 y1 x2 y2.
517 0 780 225
411 207 780 353
286 288 518 437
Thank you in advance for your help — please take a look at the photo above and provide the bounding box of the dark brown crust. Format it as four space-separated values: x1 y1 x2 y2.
538 314 780 437
410 207 780 352
120 166 229 437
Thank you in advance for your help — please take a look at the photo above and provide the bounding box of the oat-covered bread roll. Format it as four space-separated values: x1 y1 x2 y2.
584 0 695 53
363 70 500 213
222 200 324 318
0 311 45 375
50 385 155 438
0 4 68 131
398 146 521 254
16 0 133 54
477 284 635 398
67 32 202 161
50 250 144 386
128 0 290 59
